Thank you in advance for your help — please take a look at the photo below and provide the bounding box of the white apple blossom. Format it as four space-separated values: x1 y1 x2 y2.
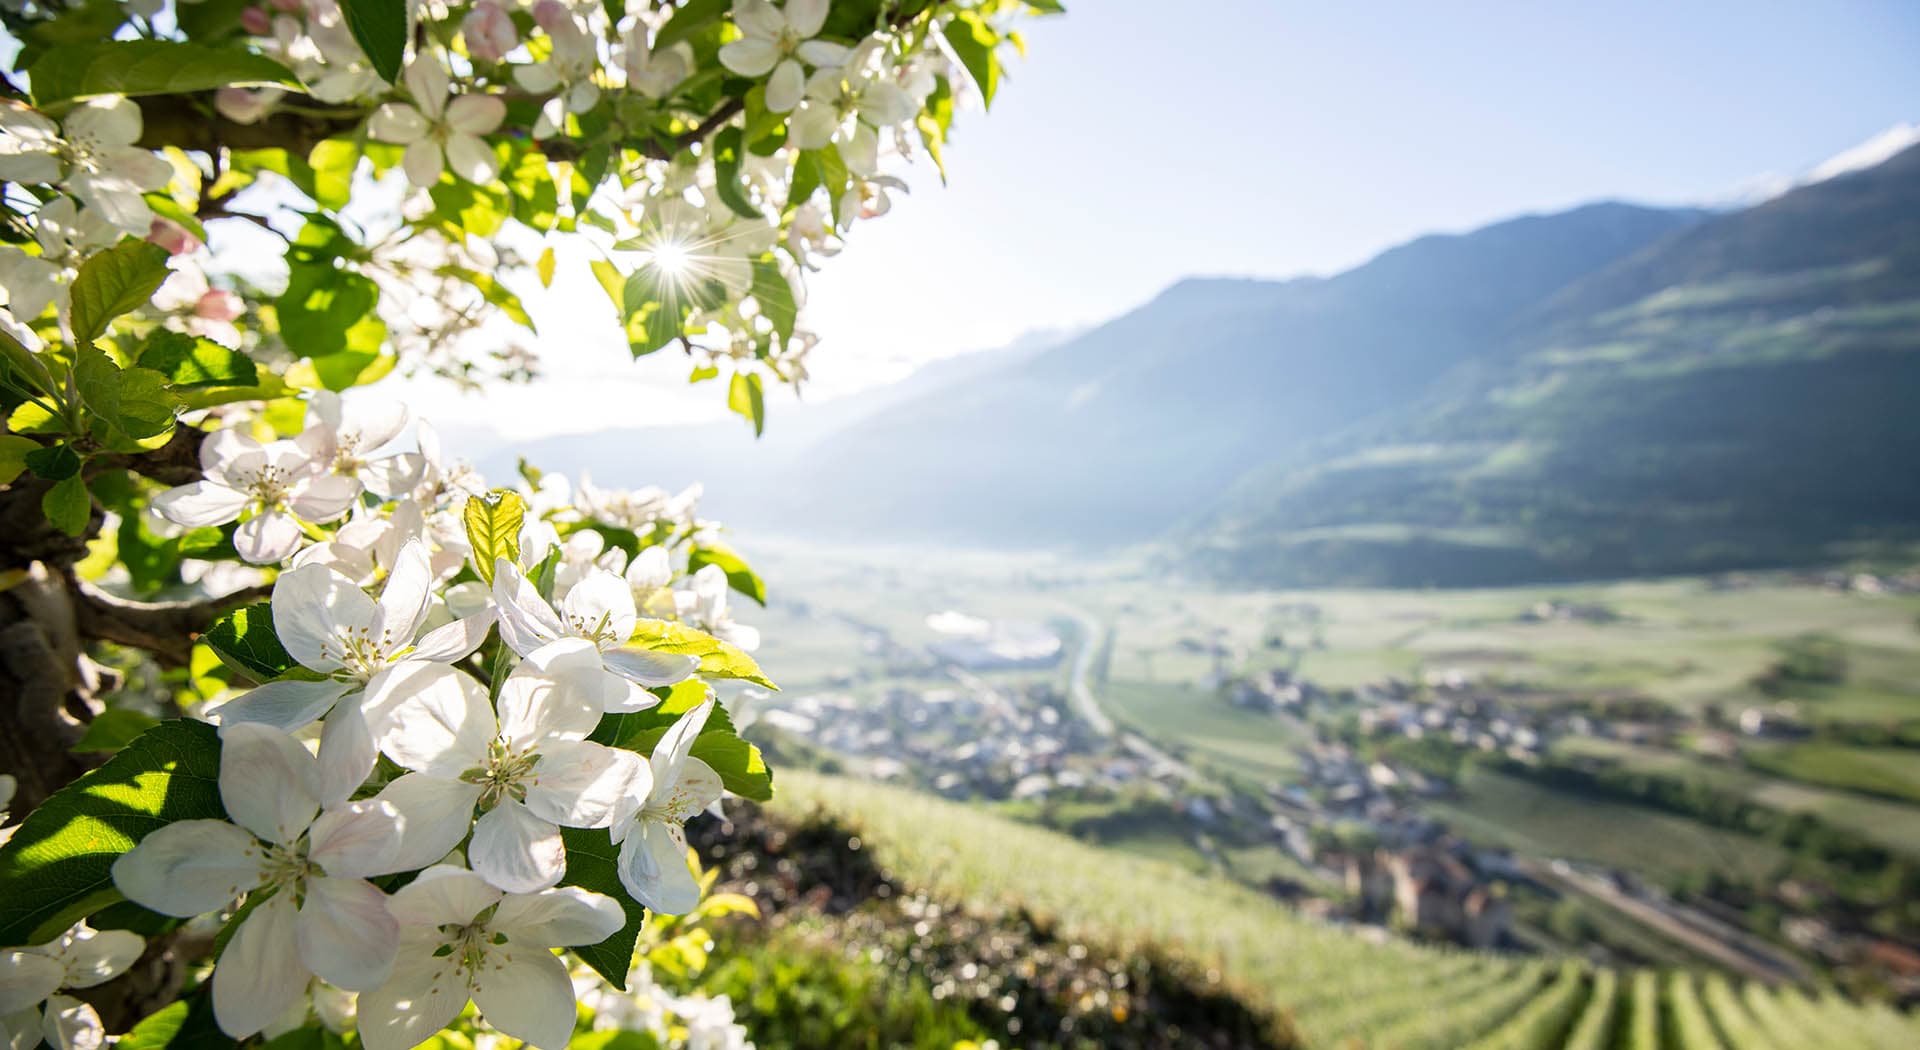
356 866 624 1050
151 428 360 564
493 559 698 709
0 98 171 234
297 391 429 501
719 0 849 113
213 539 493 804
151 257 245 346
790 55 918 175
679 564 760 651
359 645 649 892
611 698 723 915
462 1 519 63
370 54 508 188
515 1 603 138
111 725 407 1038
622 19 694 100
0 922 143 1050
0 197 116 323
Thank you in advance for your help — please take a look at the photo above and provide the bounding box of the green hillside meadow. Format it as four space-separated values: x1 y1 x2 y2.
764 771 1920 1049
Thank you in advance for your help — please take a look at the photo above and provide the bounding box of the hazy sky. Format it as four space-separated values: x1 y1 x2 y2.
396 0 1920 441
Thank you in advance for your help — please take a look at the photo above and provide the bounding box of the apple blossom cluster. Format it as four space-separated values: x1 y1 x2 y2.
0 0 1046 422
58 389 773 1048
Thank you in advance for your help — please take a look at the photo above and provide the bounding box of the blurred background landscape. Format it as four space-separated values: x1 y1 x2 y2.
412 3 1920 1047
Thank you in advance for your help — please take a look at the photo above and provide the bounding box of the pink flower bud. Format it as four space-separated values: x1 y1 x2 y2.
532 0 571 35
462 1 519 64
239 5 272 35
215 86 278 125
147 218 201 256
195 290 244 323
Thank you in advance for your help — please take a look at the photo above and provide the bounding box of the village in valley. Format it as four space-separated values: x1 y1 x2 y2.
735 552 1920 1003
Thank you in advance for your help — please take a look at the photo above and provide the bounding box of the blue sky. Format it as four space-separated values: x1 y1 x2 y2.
406 0 1920 438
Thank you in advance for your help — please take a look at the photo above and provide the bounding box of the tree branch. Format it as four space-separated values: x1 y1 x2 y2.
71 578 272 667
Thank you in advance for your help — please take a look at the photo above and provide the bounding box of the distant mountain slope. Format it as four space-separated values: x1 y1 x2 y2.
750 202 1704 546
1188 144 1920 586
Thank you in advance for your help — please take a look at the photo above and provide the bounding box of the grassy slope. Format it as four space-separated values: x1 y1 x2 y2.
764 770 1919 1049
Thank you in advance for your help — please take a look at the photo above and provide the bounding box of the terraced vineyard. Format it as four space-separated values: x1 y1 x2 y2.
768 772 1920 1048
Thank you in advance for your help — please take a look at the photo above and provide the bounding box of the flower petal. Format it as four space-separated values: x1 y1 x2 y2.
43 994 104 1050
796 39 850 68
489 886 624 949
368 103 428 144
765 58 804 113
401 140 444 188
370 774 482 872
469 944 575 1050
212 677 352 734
362 662 494 777
291 475 360 523
271 563 374 672
786 0 829 37
444 132 500 184
212 895 310 1038
468 802 565 895
53 927 144 990
445 94 505 135
718 37 779 77
371 540 434 656
616 819 702 916
387 866 500 928
360 453 426 499
492 560 565 656
411 609 496 663
0 951 64 1014
496 660 600 751
151 481 249 529
218 723 320 845
648 698 714 800
351 937 465 1050
64 97 141 147
111 820 263 917
522 740 646 829
306 799 405 877
296 876 399 991
236 510 304 564
316 693 379 807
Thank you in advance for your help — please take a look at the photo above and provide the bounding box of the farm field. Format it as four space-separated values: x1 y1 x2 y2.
1427 768 1793 885
761 771 1920 1049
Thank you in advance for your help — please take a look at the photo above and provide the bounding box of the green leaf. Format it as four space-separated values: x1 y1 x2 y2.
749 259 796 349
307 138 361 213
337 0 409 84
463 490 526 586
203 603 300 682
0 719 225 947
686 541 767 606
137 331 260 389
42 474 91 537
69 240 171 345
0 324 58 399
27 41 301 103
73 709 163 754
655 0 727 47
536 246 557 288
942 12 1000 109
727 371 764 437
118 989 237 1050
626 619 775 689
589 259 625 313
709 127 761 220
24 442 80 481
276 266 381 359
0 434 38 485
75 346 179 442
559 827 647 987
592 684 773 802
